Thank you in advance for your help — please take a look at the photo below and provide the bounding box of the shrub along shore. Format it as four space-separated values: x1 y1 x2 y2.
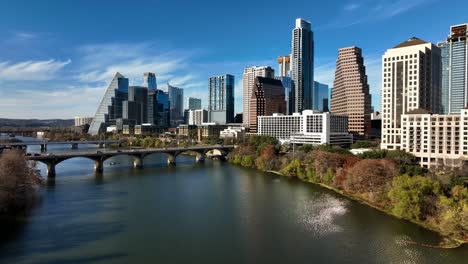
227 136 468 247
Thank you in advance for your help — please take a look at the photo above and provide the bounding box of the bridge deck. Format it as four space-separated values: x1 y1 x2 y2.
0 140 123 147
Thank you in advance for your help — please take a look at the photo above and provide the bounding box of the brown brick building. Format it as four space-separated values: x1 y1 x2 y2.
331 46 372 136
249 77 286 133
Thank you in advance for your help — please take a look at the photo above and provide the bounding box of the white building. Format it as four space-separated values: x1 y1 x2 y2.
188 109 208 126
74 117 93 127
381 37 442 150
220 126 246 139
401 108 468 169
242 66 275 127
257 110 352 146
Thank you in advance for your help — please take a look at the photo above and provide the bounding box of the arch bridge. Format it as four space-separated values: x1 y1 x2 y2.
26 145 234 178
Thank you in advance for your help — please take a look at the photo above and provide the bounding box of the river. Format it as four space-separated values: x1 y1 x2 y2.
0 139 467 263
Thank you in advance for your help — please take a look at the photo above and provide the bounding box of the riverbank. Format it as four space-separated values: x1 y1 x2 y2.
227 135 468 247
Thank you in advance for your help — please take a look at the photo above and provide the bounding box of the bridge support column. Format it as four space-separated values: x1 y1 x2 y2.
46 163 56 178
133 156 143 168
196 154 205 163
94 160 103 174
40 144 47 152
167 155 176 165
98 143 104 148
71 143 78 149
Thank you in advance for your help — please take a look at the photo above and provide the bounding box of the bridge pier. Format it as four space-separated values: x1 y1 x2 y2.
94 160 104 174
195 154 205 163
167 155 176 165
46 163 56 178
133 156 143 168
40 144 47 152
71 143 78 149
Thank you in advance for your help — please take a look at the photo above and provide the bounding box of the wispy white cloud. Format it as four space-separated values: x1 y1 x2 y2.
15 32 37 39
322 0 437 29
0 59 71 81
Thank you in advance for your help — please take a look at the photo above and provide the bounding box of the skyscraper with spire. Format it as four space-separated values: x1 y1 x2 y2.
291 18 314 113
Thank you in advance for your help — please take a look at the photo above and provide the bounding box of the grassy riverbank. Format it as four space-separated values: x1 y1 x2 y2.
227 135 468 247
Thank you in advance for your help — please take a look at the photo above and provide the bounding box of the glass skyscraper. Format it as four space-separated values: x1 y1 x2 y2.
313 81 329 112
188 97 202 110
88 72 129 135
143 72 157 90
168 84 184 127
291 18 314 113
438 24 468 114
155 89 170 128
209 74 235 124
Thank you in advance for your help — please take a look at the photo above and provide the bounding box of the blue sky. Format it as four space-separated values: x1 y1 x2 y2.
0 0 466 119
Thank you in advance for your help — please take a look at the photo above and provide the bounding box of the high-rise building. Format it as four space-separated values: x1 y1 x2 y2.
291 18 314 113
168 84 184 127
126 86 148 124
209 74 235 124
155 89 170 128
143 72 157 90
438 24 468 114
381 37 442 150
89 72 129 135
242 66 275 127
331 47 372 135
249 77 286 133
278 55 291 77
188 97 202 110
276 76 294 115
313 81 329 112
188 109 208 126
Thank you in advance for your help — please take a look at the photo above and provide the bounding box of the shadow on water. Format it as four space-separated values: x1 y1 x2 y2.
35 253 128 264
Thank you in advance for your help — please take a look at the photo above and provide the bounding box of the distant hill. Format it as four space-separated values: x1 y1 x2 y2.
0 118 74 128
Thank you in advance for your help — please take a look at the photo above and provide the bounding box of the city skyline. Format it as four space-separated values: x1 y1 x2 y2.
0 0 467 118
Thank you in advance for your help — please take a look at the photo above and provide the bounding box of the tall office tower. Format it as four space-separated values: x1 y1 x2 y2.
249 77 286 133
313 81 329 111
89 72 129 135
275 76 294 115
438 24 468 114
168 84 184 127
143 72 157 90
242 66 275 127
381 37 442 150
126 86 148 124
331 47 372 136
209 74 235 124
188 97 202 110
147 90 157 125
291 18 314 113
278 55 291 77
155 89 170 128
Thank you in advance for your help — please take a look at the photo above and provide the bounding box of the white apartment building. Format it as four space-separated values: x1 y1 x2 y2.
401 108 468 169
220 126 246 139
188 109 208 126
381 37 442 150
257 110 352 146
242 66 275 128
74 117 93 127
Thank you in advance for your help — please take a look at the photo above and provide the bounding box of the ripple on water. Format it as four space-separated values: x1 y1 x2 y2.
296 194 348 237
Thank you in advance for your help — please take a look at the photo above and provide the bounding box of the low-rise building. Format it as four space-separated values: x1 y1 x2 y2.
220 126 246 139
401 108 468 169
257 110 352 146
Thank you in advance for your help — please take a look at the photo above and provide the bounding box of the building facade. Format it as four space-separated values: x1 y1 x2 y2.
401 109 468 169
291 18 314 113
242 66 275 127
155 89 170 129
249 77 286 133
209 74 235 124
188 97 202 110
143 72 157 90
331 46 372 135
89 72 129 135
381 37 442 150
438 24 468 114
313 81 329 112
188 109 208 126
278 55 291 77
257 110 352 146
74 117 93 127
168 84 184 127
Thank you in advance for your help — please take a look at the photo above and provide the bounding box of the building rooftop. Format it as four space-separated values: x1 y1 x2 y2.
393 37 429 49
256 76 283 86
